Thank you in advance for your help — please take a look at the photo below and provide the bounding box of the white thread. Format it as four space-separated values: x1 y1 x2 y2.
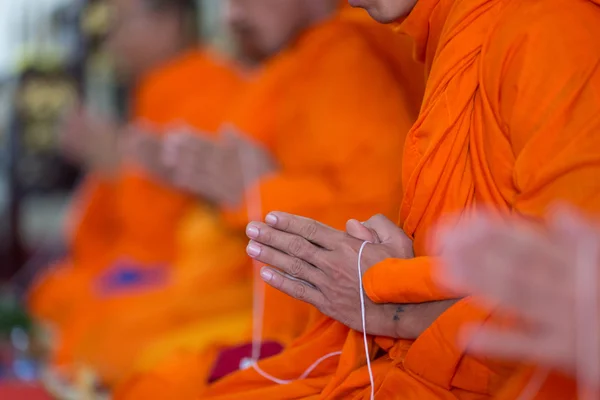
250 351 343 385
234 130 343 384
358 241 375 400
234 131 266 364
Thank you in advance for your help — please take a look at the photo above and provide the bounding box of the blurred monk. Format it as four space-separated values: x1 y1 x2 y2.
436 206 600 399
209 0 600 398
27 0 246 389
113 0 424 398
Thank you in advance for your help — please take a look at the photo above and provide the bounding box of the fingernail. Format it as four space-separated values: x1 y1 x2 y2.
265 214 278 226
246 225 259 239
260 268 274 282
247 243 261 257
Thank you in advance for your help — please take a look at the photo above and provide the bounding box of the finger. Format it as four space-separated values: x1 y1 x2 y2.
264 212 344 250
441 217 563 289
466 237 557 302
222 127 263 154
246 222 324 267
439 224 567 323
246 240 325 287
162 132 187 167
461 324 564 369
164 121 194 135
550 204 599 247
221 125 243 143
220 123 243 140
362 214 403 244
346 219 380 243
260 267 325 307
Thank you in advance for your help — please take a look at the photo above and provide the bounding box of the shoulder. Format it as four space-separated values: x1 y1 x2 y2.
486 0 600 65
482 0 600 106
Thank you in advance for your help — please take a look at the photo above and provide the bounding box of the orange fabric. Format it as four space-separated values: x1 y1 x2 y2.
198 0 600 399
222 6 424 346
27 49 249 387
495 368 577 400
115 6 424 400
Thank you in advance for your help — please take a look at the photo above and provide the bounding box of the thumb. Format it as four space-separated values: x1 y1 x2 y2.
363 214 404 244
346 219 380 243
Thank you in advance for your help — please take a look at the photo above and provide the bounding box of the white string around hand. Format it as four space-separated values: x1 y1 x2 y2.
358 240 375 400
236 132 342 385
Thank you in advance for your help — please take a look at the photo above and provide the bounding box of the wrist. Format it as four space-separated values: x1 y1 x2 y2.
387 299 462 340
376 303 410 339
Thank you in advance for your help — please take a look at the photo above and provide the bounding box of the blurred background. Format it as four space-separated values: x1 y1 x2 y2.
0 0 227 396
0 0 229 283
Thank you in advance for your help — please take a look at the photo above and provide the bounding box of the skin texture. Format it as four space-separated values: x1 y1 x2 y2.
245 212 457 339
348 0 418 23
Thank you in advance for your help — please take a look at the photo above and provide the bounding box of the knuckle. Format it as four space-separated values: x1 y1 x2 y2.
261 230 273 244
300 221 319 242
279 216 291 231
293 283 307 300
287 237 306 256
289 258 304 277
271 276 283 290
329 267 342 282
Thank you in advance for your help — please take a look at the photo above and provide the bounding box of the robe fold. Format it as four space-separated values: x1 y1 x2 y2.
201 0 600 398
27 49 249 387
114 5 425 399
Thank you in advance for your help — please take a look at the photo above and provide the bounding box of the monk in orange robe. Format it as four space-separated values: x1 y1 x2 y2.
203 0 600 398
112 1 425 398
436 207 600 399
27 0 247 389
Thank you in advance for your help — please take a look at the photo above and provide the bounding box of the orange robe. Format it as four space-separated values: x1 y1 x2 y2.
114 6 424 400
198 0 600 399
27 49 248 386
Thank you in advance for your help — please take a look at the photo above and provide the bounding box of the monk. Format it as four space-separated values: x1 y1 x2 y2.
27 0 246 389
204 0 600 398
112 0 425 398
436 206 600 399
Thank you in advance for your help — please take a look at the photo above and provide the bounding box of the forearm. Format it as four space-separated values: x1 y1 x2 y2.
393 299 462 339
372 300 461 339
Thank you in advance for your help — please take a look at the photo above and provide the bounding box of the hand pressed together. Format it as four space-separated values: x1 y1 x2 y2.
246 212 457 339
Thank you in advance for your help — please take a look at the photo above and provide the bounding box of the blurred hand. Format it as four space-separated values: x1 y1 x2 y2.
123 123 171 180
436 206 600 385
60 106 121 177
163 126 276 207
